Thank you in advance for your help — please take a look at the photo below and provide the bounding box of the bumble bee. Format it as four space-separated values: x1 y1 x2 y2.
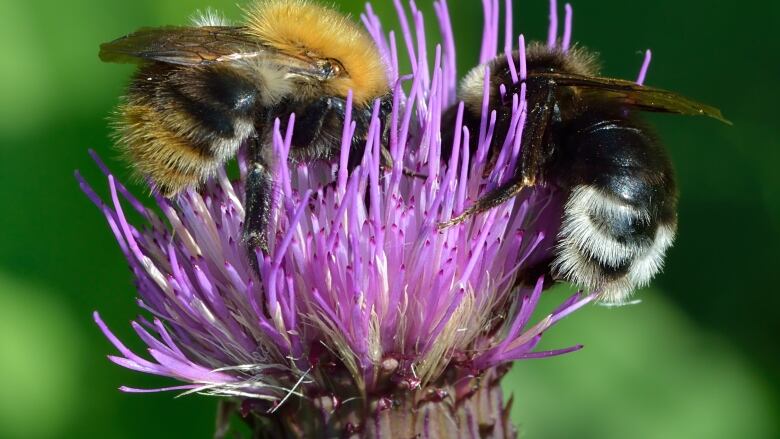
100 0 390 266
441 42 729 303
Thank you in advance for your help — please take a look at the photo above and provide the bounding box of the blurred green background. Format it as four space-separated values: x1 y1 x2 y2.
0 0 777 437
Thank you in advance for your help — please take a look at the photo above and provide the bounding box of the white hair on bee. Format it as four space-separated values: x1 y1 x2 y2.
233 59 293 105
552 185 677 304
190 8 231 27
598 299 642 308
627 223 676 286
557 185 648 267
460 64 488 113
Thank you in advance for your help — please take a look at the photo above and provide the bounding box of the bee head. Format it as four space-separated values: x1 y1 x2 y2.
247 0 389 105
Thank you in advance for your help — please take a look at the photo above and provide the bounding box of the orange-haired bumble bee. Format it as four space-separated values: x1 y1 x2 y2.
100 0 390 266
442 42 729 303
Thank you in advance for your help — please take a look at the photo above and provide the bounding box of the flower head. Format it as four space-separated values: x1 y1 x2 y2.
82 0 603 434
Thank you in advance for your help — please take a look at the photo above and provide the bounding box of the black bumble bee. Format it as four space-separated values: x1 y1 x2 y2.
442 42 729 304
100 0 390 265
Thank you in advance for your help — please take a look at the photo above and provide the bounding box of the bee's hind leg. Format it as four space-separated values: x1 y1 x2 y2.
438 86 555 229
438 178 530 228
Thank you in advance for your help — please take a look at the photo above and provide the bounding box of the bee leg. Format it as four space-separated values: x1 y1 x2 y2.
439 86 555 229
242 139 273 274
378 144 428 179
438 179 530 228
360 95 427 179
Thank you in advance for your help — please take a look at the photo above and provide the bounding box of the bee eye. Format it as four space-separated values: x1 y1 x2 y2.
325 59 346 78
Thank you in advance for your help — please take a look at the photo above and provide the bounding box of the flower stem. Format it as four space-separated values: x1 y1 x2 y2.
233 367 516 438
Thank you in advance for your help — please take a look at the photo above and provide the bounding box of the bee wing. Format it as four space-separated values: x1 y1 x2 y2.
533 72 731 124
99 26 268 66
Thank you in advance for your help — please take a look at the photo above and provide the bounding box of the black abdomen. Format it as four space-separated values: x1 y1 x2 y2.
551 114 678 302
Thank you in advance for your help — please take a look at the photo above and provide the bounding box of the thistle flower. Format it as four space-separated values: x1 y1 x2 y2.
81 0 603 436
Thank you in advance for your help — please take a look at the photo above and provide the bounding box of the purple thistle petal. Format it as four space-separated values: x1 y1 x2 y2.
504 0 514 53
562 3 573 51
547 0 558 48
88 149 149 218
337 90 355 196
548 0 559 48
518 34 528 80
637 49 653 85
433 0 457 99
393 0 418 76
549 292 598 325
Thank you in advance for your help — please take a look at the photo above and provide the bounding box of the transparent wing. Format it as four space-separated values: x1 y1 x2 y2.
99 26 267 66
531 72 731 124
